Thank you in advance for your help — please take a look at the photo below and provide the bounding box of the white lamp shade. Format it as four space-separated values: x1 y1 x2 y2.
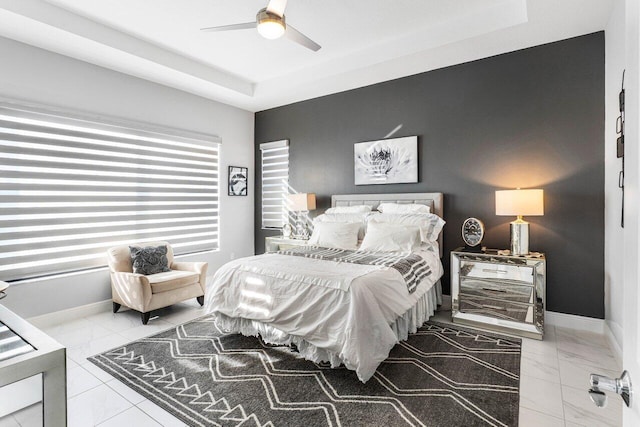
495 189 544 216
286 193 316 211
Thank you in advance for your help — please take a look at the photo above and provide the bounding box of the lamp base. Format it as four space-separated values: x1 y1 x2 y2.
510 218 530 256
293 212 309 240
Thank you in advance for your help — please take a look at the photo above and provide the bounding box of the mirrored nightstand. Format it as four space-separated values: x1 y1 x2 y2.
451 248 546 340
0 305 67 424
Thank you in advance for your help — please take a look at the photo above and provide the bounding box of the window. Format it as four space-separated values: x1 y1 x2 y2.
0 102 220 282
260 140 289 229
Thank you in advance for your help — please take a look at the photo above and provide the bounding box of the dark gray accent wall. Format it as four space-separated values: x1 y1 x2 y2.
255 32 605 319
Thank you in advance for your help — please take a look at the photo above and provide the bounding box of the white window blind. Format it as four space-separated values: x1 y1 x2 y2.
260 140 289 229
0 103 220 282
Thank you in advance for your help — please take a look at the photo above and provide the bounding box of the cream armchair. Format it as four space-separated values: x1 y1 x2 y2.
107 241 208 324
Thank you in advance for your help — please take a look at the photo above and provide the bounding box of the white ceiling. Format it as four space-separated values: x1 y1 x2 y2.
0 0 614 112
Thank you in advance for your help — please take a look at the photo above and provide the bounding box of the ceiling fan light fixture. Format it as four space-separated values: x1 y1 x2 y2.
256 8 286 39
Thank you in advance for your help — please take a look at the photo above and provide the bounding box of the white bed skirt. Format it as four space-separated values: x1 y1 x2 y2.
212 281 443 376
391 280 442 341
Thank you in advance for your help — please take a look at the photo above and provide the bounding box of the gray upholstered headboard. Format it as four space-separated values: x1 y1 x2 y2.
331 192 444 257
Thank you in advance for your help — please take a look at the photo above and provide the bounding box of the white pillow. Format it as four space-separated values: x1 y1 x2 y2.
359 222 421 253
325 205 372 214
377 203 431 214
369 213 445 243
313 213 369 240
308 222 360 250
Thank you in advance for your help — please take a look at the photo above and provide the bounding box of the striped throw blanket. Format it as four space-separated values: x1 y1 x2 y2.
277 246 431 294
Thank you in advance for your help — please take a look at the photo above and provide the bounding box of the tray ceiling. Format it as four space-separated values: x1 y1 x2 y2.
0 0 614 111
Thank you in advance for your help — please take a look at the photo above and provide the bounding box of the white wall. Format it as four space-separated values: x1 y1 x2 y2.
0 37 255 318
622 0 640 423
604 0 626 351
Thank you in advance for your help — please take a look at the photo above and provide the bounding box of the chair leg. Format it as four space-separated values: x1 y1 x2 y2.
141 312 151 325
196 296 204 306
113 302 121 313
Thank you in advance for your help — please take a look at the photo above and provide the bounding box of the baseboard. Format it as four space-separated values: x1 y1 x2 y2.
545 311 605 333
604 320 623 367
27 299 112 328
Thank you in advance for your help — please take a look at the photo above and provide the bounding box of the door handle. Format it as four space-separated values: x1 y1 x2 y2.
588 370 631 408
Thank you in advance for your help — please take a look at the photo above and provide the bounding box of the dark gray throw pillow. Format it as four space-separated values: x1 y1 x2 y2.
129 245 171 275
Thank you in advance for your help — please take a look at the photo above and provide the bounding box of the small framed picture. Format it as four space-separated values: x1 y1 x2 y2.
228 166 248 196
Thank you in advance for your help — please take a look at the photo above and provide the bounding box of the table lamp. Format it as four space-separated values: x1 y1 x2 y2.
495 189 544 255
286 193 316 239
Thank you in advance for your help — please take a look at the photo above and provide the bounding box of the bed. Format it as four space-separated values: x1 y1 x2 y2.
205 192 444 382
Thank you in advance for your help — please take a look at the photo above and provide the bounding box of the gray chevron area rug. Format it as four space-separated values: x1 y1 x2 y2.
89 317 521 427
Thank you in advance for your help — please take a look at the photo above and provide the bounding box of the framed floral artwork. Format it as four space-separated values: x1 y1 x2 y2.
354 136 418 185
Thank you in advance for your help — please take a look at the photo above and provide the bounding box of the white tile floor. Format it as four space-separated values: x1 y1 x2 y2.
431 310 623 427
1 302 623 427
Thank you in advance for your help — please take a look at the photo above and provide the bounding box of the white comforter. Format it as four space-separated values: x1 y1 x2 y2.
205 246 443 382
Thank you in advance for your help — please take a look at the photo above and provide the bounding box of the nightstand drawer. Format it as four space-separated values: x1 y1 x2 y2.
278 243 306 251
458 295 534 324
460 278 534 305
265 236 309 252
460 260 534 285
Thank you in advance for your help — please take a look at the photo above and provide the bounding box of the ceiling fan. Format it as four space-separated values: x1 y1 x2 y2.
200 0 321 52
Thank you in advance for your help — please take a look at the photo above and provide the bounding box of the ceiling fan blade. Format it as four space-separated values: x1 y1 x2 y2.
200 22 255 32
266 0 288 17
285 24 321 51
